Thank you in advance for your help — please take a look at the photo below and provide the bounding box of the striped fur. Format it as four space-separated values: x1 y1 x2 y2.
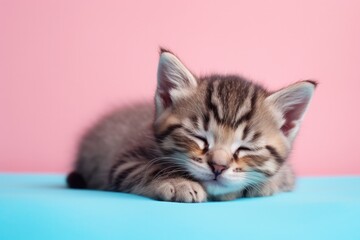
67 49 316 202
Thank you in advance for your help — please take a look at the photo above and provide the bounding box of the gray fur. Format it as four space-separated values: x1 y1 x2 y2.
68 50 315 202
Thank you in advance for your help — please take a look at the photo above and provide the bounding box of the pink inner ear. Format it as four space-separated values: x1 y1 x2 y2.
280 101 308 136
159 91 172 109
157 72 176 109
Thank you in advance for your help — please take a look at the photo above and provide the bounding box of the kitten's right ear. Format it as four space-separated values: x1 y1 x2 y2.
155 49 197 117
265 80 317 143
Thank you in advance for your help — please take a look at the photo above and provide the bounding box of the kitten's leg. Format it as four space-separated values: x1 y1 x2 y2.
109 159 207 203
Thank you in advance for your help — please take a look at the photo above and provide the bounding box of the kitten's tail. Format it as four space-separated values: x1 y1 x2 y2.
66 171 87 189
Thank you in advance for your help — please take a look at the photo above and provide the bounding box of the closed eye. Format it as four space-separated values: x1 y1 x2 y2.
182 127 209 152
193 135 208 146
234 146 253 158
237 146 252 151
192 135 209 152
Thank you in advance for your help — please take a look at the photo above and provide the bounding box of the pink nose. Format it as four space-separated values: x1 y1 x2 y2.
209 162 228 178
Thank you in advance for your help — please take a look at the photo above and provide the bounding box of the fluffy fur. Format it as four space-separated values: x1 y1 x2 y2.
67 49 316 202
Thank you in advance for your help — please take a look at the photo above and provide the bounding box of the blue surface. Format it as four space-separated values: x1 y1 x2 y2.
0 174 360 240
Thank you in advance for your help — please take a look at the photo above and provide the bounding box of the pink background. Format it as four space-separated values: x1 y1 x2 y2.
1 0 360 175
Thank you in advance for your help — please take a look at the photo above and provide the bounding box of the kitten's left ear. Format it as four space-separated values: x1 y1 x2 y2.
155 49 198 117
266 80 317 142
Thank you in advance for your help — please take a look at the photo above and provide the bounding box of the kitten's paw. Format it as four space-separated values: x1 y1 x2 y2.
156 179 207 203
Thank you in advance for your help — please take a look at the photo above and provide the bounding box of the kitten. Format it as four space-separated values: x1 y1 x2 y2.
67 49 316 202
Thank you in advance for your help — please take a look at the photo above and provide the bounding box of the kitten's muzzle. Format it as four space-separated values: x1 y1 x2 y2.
209 162 228 180
208 149 231 180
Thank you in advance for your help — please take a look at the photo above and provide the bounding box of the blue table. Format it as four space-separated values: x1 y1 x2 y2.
1 174 359 240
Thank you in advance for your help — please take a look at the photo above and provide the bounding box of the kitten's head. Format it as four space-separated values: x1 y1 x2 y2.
153 49 316 196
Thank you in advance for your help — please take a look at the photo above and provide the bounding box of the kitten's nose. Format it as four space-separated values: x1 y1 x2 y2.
209 162 228 178
208 149 230 178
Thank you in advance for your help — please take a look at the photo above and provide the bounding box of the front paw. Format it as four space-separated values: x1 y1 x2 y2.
156 178 207 203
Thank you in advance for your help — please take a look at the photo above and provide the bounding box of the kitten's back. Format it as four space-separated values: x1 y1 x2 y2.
69 103 155 190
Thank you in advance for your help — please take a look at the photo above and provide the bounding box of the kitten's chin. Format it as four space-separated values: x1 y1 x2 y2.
201 178 247 196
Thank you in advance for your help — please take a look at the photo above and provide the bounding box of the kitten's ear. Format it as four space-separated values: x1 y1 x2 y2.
266 80 317 142
155 49 197 116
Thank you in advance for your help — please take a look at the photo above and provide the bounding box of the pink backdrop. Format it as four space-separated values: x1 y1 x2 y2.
1 0 360 175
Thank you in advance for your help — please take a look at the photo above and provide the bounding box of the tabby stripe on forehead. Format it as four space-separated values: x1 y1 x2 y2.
216 80 229 119
235 88 258 127
190 115 199 128
265 145 284 164
242 125 250 140
231 82 251 127
202 113 210 131
155 124 182 141
113 164 140 190
206 81 221 123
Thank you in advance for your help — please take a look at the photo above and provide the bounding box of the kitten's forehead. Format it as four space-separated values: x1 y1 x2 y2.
170 75 289 152
175 74 268 128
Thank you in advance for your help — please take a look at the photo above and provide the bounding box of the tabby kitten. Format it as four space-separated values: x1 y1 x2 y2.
67 49 316 202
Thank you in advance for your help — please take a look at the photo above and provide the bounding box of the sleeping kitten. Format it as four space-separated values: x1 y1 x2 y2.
67 49 316 202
